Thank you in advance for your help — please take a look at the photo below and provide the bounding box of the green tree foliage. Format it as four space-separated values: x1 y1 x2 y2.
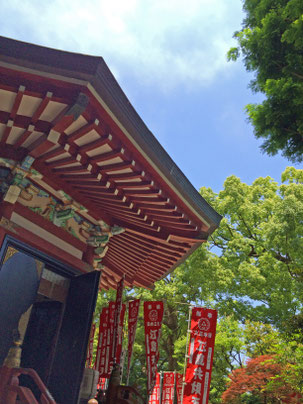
209 316 245 403
228 0 303 162
196 167 303 327
270 330 303 394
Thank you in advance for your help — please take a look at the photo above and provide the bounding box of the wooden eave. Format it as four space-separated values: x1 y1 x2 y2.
0 36 221 289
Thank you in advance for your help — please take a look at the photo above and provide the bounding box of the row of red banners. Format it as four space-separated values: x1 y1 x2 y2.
92 299 141 382
149 372 182 404
91 298 164 392
87 277 164 394
87 276 217 404
94 277 128 378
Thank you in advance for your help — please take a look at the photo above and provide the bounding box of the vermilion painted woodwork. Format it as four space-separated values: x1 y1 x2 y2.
0 43 220 288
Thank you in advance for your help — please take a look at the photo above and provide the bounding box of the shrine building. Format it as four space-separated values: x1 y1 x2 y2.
0 37 221 404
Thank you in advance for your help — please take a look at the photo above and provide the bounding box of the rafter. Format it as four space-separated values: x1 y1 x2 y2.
67 121 99 142
110 238 177 263
60 173 97 179
40 147 71 163
89 149 124 165
78 135 112 155
46 155 77 168
104 212 155 230
132 203 178 212
108 171 145 181
54 165 88 173
101 262 131 282
120 232 186 255
31 91 53 123
106 251 163 277
10 85 25 119
149 217 194 228
68 180 109 189
116 181 154 190
95 205 149 221
98 161 135 173
14 125 36 149
123 189 162 196
104 254 138 276
1 120 13 143
82 195 128 208
130 196 169 205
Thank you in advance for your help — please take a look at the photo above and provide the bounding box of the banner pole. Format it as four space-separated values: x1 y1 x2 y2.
181 305 192 403
126 354 130 386
173 370 176 404
120 347 126 383
160 371 163 404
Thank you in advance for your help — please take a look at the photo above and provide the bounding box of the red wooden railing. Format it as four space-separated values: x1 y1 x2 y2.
0 366 57 404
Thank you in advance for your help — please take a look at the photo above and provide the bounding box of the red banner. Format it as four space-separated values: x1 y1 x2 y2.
148 372 161 404
162 372 175 404
144 301 164 396
183 307 217 404
96 300 125 378
98 377 107 390
176 373 183 404
106 301 116 376
113 276 124 362
116 303 126 364
95 307 109 376
86 323 95 367
127 299 140 378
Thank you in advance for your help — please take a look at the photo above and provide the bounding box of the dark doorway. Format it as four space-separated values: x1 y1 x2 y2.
0 252 39 365
0 237 100 404
48 270 100 404
20 299 63 398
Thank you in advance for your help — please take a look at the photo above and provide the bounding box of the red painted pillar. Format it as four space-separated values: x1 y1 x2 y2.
0 227 6 249
83 245 95 267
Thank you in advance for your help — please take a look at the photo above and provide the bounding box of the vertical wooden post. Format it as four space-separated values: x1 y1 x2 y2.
83 246 95 267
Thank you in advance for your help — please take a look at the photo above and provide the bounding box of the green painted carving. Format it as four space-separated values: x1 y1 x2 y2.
0 158 125 263
53 207 75 227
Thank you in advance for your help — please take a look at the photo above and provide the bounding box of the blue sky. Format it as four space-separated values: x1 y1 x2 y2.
1 0 300 192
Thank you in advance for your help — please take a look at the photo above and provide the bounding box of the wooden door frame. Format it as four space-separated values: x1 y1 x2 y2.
0 235 81 278
0 235 100 404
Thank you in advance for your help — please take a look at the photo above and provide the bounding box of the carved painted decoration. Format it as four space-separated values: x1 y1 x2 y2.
0 157 124 267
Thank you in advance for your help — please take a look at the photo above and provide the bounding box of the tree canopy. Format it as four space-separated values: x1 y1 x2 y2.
228 0 303 162
195 166 303 327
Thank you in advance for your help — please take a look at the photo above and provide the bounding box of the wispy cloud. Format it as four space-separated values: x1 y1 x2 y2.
1 0 243 91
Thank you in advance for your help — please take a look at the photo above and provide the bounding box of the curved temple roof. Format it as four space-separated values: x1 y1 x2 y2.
0 36 221 289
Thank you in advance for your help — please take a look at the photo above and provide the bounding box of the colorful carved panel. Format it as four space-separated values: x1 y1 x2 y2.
0 157 124 266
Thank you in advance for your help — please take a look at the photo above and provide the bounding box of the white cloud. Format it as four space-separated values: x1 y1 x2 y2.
1 0 243 91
